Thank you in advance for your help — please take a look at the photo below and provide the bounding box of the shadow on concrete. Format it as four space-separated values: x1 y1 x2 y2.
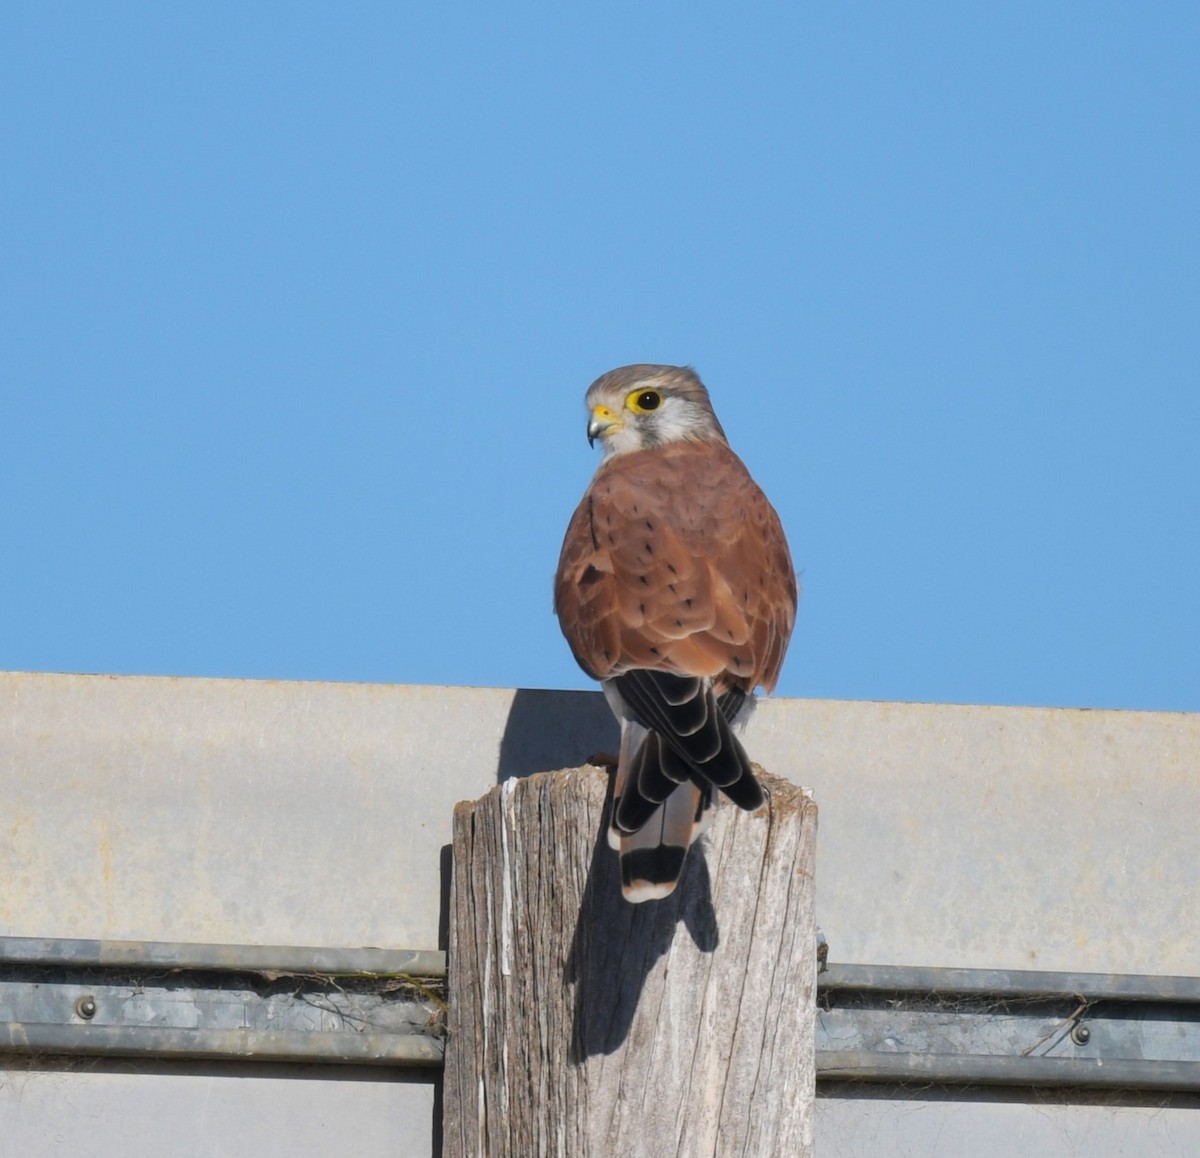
565 775 719 1062
437 844 452 952
496 688 619 784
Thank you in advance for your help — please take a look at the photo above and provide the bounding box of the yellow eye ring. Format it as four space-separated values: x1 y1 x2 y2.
627 388 662 413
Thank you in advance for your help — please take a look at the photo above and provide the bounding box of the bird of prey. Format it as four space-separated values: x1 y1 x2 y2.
554 365 797 902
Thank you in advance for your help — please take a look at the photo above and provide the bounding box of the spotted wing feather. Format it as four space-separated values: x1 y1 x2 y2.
555 439 796 901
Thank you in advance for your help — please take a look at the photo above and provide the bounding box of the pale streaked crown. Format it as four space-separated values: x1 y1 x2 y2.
584 364 728 457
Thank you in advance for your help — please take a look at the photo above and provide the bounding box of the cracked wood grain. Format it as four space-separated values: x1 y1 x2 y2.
444 766 817 1157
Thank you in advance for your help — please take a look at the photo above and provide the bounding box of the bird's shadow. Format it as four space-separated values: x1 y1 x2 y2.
565 776 719 1061
495 688 720 1062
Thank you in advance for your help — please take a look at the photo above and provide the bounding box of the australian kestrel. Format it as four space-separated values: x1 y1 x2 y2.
554 364 797 902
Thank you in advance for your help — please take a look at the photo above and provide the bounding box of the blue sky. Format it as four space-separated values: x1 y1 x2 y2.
3 5 1197 711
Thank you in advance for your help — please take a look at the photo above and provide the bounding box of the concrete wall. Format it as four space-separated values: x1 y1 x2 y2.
3 672 1198 1155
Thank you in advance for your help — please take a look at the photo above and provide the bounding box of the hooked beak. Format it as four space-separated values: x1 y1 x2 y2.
587 404 621 447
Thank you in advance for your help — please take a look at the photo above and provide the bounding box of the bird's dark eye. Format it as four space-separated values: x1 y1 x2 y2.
633 390 661 412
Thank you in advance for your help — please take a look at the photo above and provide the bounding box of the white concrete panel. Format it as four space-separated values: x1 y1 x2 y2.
2 673 1198 1158
1 673 525 947
0 1063 435 1158
816 1092 1200 1157
749 697 1200 975
2 671 1197 974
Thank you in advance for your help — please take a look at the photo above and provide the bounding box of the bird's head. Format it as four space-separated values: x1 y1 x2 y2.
583 364 728 458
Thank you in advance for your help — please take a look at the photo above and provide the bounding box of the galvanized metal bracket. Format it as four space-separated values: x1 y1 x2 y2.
5 937 1198 1089
817 963 1200 1091
0 936 446 1067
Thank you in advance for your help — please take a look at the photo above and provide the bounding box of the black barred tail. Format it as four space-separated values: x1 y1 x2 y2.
616 780 711 903
605 670 766 902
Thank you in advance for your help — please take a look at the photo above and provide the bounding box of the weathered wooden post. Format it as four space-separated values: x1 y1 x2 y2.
444 765 817 1157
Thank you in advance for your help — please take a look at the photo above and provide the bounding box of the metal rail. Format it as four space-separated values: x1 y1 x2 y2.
0 935 446 1068
816 962 1200 1091
818 962 1200 1004
817 1052 1200 1091
3 939 1197 1089
0 1024 442 1066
